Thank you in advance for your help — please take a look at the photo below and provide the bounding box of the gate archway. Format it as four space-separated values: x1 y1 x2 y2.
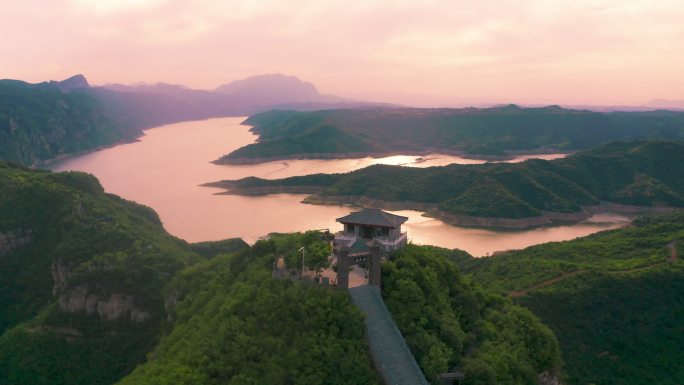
334 240 383 290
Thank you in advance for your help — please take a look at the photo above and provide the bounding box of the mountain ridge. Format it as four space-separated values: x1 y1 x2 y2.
215 107 684 164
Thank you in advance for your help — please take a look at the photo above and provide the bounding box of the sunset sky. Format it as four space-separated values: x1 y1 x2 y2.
2 0 683 106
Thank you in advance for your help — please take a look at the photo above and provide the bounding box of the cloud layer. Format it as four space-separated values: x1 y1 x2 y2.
2 0 682 105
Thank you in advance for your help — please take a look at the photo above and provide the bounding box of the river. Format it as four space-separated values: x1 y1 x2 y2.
53 117 630 256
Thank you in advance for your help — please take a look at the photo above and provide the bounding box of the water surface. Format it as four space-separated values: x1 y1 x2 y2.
54 117 629 256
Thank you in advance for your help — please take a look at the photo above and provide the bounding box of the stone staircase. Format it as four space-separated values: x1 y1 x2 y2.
348 285 430 385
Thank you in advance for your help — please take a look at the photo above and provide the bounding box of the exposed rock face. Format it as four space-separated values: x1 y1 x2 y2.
0 229 33 256
164 291 180 322
58 285 151 323
51 260 73 296
539 371 563 385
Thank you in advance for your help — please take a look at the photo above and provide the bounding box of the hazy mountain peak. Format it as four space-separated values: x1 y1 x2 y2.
51 74 90 92
214 73 322 103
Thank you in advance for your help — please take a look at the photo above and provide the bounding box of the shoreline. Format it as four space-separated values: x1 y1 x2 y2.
43 116 248 170
206 185 679 229
213 148 573 165
303 195 677 229
39 137 142 169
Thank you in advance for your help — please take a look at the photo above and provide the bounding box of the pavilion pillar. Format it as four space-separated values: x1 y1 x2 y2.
336 245 349 290
368 241 382 289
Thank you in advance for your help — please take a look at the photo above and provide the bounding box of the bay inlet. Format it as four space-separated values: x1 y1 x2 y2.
53 117 630 256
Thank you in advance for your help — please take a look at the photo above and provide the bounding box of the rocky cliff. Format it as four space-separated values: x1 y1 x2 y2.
58 285 151 323
0 229 33 256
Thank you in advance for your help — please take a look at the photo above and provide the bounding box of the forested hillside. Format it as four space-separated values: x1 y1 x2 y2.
456 213 684 385
381 245 561 384
0 79 141 165
0 162 201 384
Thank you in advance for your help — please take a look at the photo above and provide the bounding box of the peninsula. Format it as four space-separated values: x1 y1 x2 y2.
207 140 684 229
214 106 684 164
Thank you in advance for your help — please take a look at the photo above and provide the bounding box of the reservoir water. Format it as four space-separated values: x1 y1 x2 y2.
53 117 630 256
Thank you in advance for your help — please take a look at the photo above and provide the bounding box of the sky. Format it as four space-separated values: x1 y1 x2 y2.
1 0 683 106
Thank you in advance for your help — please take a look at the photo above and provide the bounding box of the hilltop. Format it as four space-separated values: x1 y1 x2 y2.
207 140 684 228
214 73 347 105
215 106 684 164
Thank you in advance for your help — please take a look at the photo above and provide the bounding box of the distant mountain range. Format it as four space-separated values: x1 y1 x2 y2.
0 73 384 165
216 106 684 164
100 73 376 120
1 72 681 166
647 99 684 110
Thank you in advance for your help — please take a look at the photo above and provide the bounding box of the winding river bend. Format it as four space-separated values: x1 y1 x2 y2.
53 117 630 256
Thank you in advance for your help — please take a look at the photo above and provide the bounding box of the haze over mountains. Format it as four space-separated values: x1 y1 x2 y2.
0 73 382 165
102 73 366 112
1 71 682 167
647 99 684 110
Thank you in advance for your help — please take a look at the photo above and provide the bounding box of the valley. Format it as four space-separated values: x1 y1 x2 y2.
53 117 631 255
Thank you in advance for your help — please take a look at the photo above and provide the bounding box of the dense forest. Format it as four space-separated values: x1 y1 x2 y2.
216 106 684 163
381 245 560 384
455 212 684 385
208 140 684 223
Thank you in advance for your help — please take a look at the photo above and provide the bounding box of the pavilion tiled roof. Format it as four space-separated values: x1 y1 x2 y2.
336 208 408 228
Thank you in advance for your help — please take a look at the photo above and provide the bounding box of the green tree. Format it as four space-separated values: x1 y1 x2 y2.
305 241 331 276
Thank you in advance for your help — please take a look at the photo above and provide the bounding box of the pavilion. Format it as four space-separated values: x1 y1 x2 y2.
334 208 408 256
